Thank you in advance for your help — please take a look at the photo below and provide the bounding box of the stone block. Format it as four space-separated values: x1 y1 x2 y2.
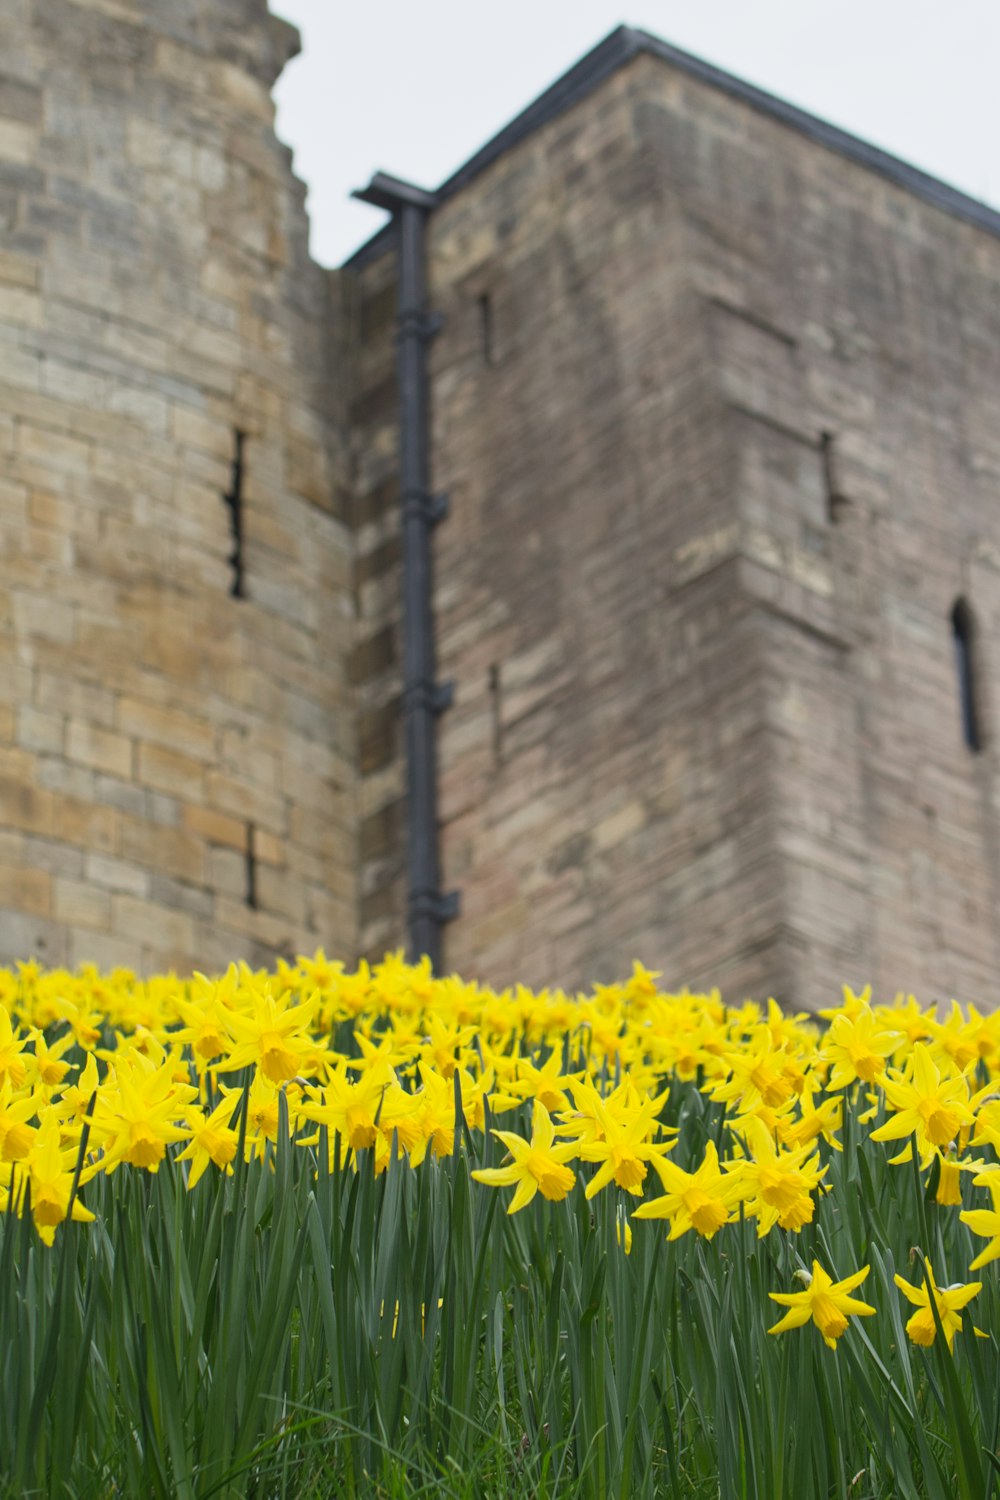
16 705 63 754
93 775 147 818
0 283 41 328
34 673 117 728
84 850 150 897
66 720 132 778
16 421 92 473
204 771 286 835
0 909 70 967
111 893 195 953
147 873 213 919
67 928 143 972
208 844 248 899
135 741 204 800
53 875 110 930
117 813 205 883
12 590 75 642
52 793 117 854
0 777 53 836
34 757 94 800
170 404 233 460
0 249 37 288
0 76 41 127
21 834 82 878
252 826 284 867
181 802 247 849
0 862 50 916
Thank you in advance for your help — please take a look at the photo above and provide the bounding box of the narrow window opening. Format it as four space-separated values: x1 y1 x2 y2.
488 662 502 765
477 293 494 367
245 820 258 908
820 431 847 522
223 429 245 598
951 598 982 753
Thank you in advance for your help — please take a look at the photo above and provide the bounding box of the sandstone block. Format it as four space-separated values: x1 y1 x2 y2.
0 863 51 917
0 778 54 836
52 793 117 853
170 404 233 460
182 803 247 849
53 875 110 930
118 696 215 761
117 814 205 883
16 706 64 754
12 590 75 642
111 894 195 953
136 742 205 800
66 720 132 778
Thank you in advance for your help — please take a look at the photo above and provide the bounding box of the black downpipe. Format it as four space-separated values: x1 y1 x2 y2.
353 173 459 970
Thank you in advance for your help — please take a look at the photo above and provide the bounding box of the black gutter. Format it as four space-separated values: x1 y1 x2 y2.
345 23 1000 271
353 171 459 971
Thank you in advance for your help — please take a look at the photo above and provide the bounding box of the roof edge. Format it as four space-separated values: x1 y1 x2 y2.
343 25 640 269
343 22 1000 271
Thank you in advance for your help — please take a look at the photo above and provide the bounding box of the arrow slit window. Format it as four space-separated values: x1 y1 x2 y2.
951 598 982 752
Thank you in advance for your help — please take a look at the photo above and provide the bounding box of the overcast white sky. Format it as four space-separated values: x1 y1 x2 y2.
271 1 1000 268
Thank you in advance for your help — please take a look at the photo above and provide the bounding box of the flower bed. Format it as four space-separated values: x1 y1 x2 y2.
2 954 999 1497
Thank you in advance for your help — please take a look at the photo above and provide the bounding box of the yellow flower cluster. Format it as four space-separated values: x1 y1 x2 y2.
1 957 998 1352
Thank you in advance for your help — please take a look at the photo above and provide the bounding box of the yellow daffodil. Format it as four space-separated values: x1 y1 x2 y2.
217 983 319 1085
572 1086 673 1198
471 1101 577 1213
870 1044 974 1157
820 1002 901 1089
711 1029 797 1113
733 1116 827 1237
631 1140 743 1239
0 1082 39 1162
176 1097 241 1188
89 1054 196 1174
779 1076 843 1152
960 1169 1000 1270
298 1060 392 1158
894 1258 981 1350
769 1261 875 1348
22 1113 95 1246
0 1007 32 1089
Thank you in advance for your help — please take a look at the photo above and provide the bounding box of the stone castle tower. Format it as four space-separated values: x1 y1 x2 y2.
1 0 354 975
4 5 1000 1011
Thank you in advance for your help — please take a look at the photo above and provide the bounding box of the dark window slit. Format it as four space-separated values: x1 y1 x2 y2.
952 598 982 753
478 293 494 366
820 431 847 522
223 429 246 598
246 821 258 908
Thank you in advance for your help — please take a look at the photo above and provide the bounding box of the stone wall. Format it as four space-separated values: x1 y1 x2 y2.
351 52 1000 1009
424 65 786 999
631 51 1000 1009
0 0 356 972
7 4 999 1007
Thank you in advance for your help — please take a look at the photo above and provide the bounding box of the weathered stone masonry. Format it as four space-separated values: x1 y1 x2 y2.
0 0 356 972
352 34 1000 1011
4 9 1000 1010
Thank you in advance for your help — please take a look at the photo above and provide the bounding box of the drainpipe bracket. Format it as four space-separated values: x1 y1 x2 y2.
396 310 445 345
402 678 455 715
432 679 454 714
401 488 449 527
410 888 461 924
